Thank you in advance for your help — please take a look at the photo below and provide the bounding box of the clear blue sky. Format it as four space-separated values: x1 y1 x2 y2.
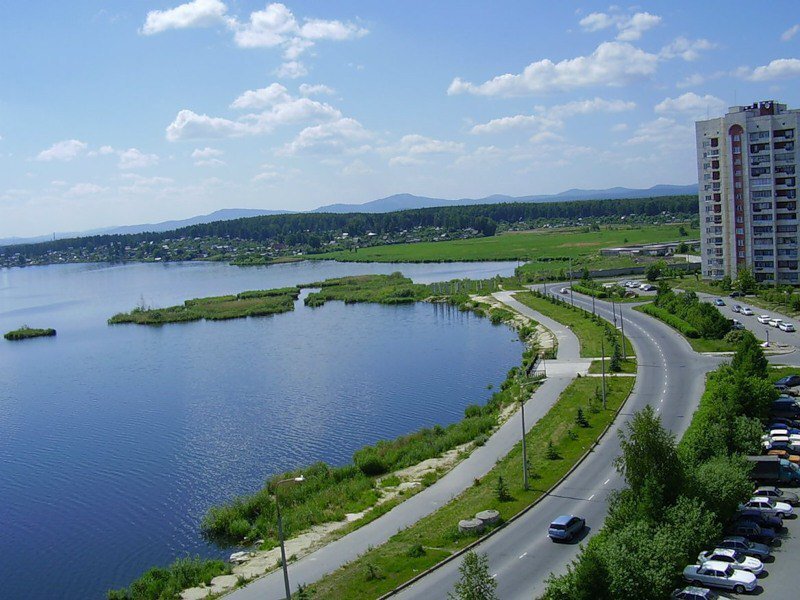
1 1 799 237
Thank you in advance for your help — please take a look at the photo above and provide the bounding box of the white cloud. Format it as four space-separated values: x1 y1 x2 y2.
611 123 628 132
99 145 115 155
388 155 425 167
230 83 290 109
398 134 464 155
36 139 88 162
118 148 159 170
448 42 658 96
578 11 661 41
659 37 715 61
625 117 692 150
232 3 298 48
65 182 108 197
616 12 661 41
191 147 223 159
141 0 228 35
342 159 372 176
279 117 372 155
529 131 565 144
282 37 314 60
579 12 614 32
195 158 226 167
274 60 308 79
299 83 335 96
741 59 800 81
166 109 250 141
299 18 367 41
782 24 800 42
655 92 726 119
470 97 635 135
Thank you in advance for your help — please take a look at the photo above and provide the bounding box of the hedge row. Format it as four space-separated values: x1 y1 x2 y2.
640 303 700 338
570 283 608 298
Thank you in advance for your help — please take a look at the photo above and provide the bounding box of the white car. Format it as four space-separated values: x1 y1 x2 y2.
739 496 794 518
769 318 784 328
758 315 772 324
741 307 754 316
639 283 656 291
559 287 569 294
697 548 764 575
779 322 796 332
683 561 757 594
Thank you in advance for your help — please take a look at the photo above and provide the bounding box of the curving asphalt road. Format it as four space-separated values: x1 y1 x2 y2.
226 298 591 600
394 289 720 600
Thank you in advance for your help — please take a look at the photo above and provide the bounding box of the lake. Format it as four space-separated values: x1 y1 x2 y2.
0 260 520 599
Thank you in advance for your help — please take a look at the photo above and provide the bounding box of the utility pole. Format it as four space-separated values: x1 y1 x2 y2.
612 299 617 328
620 310 627 360
520 379 529 491
592 295 596 315
569 258 574 307
601 337 607 410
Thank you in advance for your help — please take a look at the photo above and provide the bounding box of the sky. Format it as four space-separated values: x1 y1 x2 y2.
1 1 799 238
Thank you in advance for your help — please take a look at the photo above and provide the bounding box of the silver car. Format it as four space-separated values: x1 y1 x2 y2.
683 561 757 594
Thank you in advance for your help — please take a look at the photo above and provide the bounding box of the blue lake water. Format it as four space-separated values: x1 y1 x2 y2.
0 260 520 599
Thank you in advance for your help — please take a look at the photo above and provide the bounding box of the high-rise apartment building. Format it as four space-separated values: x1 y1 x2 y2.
696 100 799 283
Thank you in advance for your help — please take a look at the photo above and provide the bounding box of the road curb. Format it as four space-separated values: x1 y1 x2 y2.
377 369 636 598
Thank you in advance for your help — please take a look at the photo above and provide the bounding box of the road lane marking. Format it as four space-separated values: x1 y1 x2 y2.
603 478 610 485
588 494 595 501
519 552 527 559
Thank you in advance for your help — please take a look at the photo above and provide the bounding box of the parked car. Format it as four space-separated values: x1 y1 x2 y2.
671 587 719 600
767 448 800 464
779 322 796 332
639 283 656 291
714 298 725 306
682 561 757 594
730 291 745 298
697 548 764 575
769 318 784 328
718 536 772 560
777 375 800 388
726 521 778 544
548 515 585 541
736 509 784 532
741 307 754 316
770 416 800 428
755 485 800 506
740 496 793 518
768 424 800 434
758 315 772 324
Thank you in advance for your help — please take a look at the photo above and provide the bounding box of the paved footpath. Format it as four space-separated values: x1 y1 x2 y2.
227 298 590 599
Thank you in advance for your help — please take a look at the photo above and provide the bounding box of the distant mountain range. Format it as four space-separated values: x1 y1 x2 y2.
0 184 698 246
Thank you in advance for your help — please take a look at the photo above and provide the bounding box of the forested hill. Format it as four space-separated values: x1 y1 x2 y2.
2 195 696 259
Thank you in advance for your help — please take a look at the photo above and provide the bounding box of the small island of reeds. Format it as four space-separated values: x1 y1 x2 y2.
4 326 57 341
108 287 300 325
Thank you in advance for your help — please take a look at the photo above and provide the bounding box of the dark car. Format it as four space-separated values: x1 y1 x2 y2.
730 291 744 298
770 416 800 429
671 586 719 600
768 423 800 434
755 485 800 506
771 397 800 418
548 514 585 542
718 536 772 560
736 510 784 531
777 375 800 388
727 521 778 544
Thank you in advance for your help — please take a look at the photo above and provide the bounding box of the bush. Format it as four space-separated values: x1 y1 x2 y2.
640 304 700 338
107 557 230 600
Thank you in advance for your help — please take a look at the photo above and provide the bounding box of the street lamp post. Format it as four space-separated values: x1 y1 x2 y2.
569 259 574 307
601 337 607 410
620 310 626 360
520 377 529 491
766 327 770 346
274 476 305 600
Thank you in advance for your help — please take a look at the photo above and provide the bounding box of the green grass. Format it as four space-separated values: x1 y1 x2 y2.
313 224 697 265
588 358 637 374
4 326 56 340
303 273 431 307
108 288 300 325
512 291 634 358
106 556 230 600
769 365 800 382
632 304 737 353
305 375 635 600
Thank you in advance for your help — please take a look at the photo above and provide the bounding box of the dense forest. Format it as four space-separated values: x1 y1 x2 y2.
1 195 696 260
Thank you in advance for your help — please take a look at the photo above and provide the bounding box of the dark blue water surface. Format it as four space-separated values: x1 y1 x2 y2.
0 260 520 599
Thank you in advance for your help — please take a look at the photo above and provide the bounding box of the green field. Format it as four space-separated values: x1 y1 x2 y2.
314 224 698 265
512 292 635 359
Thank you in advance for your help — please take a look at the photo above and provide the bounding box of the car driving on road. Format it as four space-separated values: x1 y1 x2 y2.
758 315 772 324
741 307 754 316
682 561 757 594
714 298 725 306
732 304 742 313
547 515 585 542
779 322 796 332
769 318 784 328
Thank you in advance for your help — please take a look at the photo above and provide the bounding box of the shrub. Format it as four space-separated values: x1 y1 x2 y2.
407 543 426 558
495 476 512 501
640 304 700 338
